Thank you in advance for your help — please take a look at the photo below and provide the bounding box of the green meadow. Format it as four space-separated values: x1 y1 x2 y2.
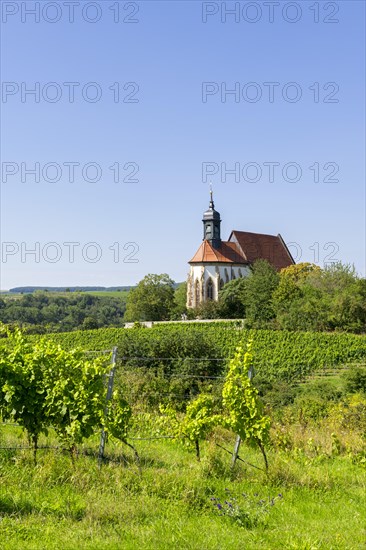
0 413 365 550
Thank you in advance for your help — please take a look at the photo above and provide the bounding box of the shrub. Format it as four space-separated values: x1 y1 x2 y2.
343 367 366 394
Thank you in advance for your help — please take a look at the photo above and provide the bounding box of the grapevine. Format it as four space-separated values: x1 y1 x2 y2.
222 340 271 471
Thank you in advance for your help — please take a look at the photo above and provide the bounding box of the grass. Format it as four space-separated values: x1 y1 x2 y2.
0 425 365 550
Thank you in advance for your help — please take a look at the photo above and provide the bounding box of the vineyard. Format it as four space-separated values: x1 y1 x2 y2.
1 324 366 549
0 327 269 468
27 322 366 381
1 323 366 461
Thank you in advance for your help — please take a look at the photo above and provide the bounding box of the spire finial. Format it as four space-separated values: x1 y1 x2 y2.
209 182 214 208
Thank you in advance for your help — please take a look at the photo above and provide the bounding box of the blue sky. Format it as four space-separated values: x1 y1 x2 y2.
1 0 365 288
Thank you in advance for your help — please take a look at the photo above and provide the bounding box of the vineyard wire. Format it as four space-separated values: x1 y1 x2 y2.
0 348 115 457
1 347 363 462
117 356 360 378
119 356 228 361
0 348 232 460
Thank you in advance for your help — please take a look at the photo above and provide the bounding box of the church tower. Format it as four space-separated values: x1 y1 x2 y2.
202 190 221 249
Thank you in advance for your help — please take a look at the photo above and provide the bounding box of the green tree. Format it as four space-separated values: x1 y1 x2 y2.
316 263 366 332
218 278 247 318
81 316 99 330
171 282 188 319
124 274 175 322
191 300 222 320
275 284 328 331
243 260 279 327
273 262 320 308
274 263 366 333
273 263 322 330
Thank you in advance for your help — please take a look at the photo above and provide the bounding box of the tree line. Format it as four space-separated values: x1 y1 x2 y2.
1 262 365 334
124 262 366 333
0 292 127 333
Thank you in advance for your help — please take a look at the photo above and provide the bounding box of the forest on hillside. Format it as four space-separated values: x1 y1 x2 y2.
0 292 127 333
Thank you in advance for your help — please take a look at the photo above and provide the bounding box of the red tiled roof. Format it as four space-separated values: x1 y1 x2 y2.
229 231 294 270
189 240 247 264
189 232 295 270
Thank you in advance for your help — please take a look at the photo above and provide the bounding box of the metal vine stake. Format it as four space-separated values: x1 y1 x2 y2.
98 346 118 467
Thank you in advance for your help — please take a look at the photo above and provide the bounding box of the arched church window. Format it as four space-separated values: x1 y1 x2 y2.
219 278 224 290
206 278 214 300
225 268 229 283
238 269 243 278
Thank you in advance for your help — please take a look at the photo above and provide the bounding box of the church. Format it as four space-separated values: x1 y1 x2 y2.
186 193 295 308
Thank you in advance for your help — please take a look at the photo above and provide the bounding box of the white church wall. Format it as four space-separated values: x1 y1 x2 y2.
186 263 251 308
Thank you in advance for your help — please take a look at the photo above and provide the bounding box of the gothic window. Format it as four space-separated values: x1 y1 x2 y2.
225 268 229 283
195 280 200 306
219 278 224 290
206 278 214 300
238 269 243 278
